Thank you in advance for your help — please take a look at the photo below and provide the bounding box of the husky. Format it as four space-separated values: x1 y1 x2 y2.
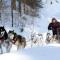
0 26 8 54
46 33 59 44
8 31 26 50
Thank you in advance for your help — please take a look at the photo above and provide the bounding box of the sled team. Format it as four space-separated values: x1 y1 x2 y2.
47 17 60 43
30 17 60 45
0 17 60 54
0 27 26 54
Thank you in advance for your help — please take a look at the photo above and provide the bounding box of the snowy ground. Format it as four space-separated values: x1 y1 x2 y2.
0 51 32 60
0 46 60 60
0 0 60 60
1 0 60 53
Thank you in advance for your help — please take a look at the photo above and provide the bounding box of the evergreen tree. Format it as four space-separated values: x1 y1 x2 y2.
17 0 43 17
22 0 43 16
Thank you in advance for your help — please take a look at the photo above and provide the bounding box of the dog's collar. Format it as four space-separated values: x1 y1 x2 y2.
12 37 17 44
0 37 3 40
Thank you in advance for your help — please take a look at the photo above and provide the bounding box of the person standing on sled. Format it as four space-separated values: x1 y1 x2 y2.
48 17 60 40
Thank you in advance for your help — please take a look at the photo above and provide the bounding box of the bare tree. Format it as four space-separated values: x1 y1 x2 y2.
11 0 16 27
0 0 2 20
17 0 21 16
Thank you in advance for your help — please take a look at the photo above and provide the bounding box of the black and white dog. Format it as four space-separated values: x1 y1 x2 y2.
8 30 26 50
0 26 10 54
0 27 26 54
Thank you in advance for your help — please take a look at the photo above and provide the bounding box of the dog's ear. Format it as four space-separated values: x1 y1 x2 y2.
3 26 4 28
3 26 6 31
13 30 14 32
3 26 5 29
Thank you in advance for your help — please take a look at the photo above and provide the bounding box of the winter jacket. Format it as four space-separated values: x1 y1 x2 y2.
48 22 60 35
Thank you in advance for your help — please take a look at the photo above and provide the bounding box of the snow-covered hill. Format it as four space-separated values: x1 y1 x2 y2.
0 0 60 47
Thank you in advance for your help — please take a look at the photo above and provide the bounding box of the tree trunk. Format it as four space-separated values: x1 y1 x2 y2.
11 0 16 27
19 0 21 16
11 0 16 10
0 0 2 20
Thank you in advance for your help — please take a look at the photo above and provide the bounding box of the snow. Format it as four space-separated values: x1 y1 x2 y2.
0 0 60 48
0 46 60 60
1 0 60 32
0 52 32 60
46 43 60 47
1 0 60 60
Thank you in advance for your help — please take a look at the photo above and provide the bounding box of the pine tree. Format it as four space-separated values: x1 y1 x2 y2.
16 0 43 17
22 0 43 9
22 0 43 16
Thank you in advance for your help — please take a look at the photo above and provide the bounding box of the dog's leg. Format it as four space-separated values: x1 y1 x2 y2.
0 43 3 54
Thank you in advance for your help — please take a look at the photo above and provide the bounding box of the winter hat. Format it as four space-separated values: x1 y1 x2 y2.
52 17 57 20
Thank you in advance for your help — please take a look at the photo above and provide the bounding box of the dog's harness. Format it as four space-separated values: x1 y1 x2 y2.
12 37 17 44
0 37 4 43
